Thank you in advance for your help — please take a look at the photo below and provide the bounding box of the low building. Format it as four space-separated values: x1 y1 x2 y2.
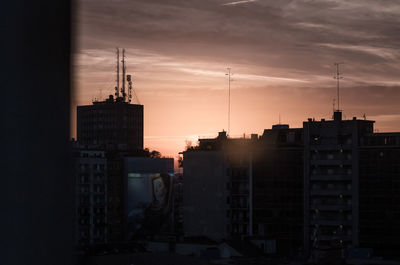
123 157 174 239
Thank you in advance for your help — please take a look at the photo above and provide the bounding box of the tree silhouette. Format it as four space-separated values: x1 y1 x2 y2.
150 150 161 158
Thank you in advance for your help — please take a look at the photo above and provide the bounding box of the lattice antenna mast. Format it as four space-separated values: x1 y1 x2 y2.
115 48 120 98
127 75 132 103
333 62 344 111
225 67 231 136
121 49 126 102
127 75 141 104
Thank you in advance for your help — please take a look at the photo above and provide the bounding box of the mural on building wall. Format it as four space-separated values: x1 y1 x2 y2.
127 172 173 237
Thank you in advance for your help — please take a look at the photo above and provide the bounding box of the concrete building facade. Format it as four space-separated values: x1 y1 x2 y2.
182 112 400 259
253 125 304 256
303 111 374 258
77 95 143 151
183 149 230 241
74 149 108 247
359 132 400 257
105 151 125 243
75 94 145 246
182 130 303 256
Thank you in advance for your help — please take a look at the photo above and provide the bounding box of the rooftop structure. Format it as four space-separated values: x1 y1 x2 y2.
76 49 143 152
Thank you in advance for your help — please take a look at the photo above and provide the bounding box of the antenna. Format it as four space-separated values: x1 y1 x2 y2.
332 99 336 114
128 76 141 105
226 67 231 136
127 74 140 104
115 48 120 98
279 113 281 125
121 48 126 102
127 75 132 103
124 51 141 105
333 62 344 111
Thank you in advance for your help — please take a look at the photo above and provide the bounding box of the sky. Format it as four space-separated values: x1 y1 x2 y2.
72 0 400 159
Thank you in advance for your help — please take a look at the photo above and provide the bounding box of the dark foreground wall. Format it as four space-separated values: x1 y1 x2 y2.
0 1 74 264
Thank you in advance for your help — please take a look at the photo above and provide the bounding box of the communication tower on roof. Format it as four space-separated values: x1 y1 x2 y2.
333 62 344 111
226 67 232 136
112 48 140 104
115 48 120 98
121 48 126 102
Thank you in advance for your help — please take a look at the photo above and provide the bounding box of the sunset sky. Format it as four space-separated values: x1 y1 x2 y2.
72 0 400 159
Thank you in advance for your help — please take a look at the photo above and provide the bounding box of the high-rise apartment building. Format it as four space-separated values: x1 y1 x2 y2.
105 150 126 243
303 111 374 259
77 95 143 151
74 149 108 247
359 132 400 257
183 112 400 259
182 130 303 256
303 110 400 261
183 131 253 241
77 48 144 152
253 125 303 256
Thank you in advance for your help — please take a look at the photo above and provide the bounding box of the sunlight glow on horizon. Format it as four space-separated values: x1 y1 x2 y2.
73 0 400 158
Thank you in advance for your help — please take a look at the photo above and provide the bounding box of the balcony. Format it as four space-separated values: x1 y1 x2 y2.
310 205 352 211
311 220 352 226
93 188 105 194
93 178 105 184
310 190 352 196
231 192 249 196
230 205 249 210
311 235 352 242
310 175 352 181
309 144 353 150
310 159 352 166
230 219 249 224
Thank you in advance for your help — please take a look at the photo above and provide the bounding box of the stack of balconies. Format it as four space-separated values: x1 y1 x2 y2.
309 145 354 249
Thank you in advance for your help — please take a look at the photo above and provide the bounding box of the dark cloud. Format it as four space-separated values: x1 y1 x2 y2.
74 0 400 72
74 0 400 91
